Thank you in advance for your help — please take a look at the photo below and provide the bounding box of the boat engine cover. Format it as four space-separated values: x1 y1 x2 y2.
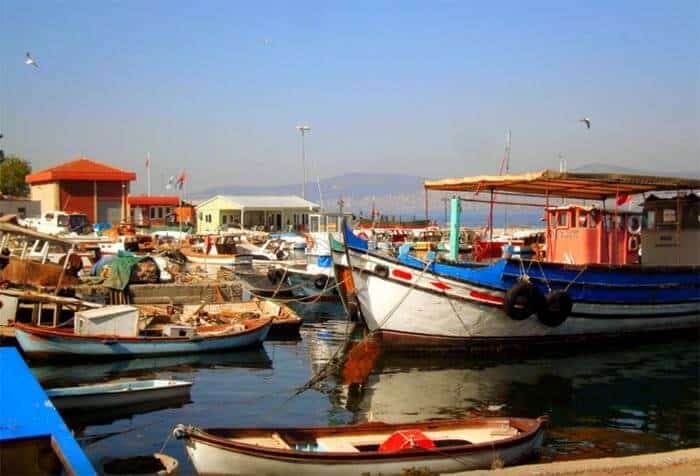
378 429 436 453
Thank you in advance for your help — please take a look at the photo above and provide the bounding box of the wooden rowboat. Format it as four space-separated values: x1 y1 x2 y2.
174 416 547 476
14 318 271 359
46 379 192 410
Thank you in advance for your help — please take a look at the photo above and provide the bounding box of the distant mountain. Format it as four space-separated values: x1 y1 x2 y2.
572 162 700 178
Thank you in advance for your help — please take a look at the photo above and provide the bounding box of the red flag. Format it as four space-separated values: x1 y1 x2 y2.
615 192 632 207
176 171 186 190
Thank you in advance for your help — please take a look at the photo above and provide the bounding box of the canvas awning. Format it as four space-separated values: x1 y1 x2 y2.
424 169 700 200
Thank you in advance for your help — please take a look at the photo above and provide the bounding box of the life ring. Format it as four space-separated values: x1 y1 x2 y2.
537 290 572 327
358 231 369 241
503 281 545 321
627 216 642 235
627 235 640 252
267 268 285 284
314 275 330 290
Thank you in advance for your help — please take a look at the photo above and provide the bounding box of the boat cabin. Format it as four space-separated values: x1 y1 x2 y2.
641 193 700 265
23 211 91 235
546 205 641 265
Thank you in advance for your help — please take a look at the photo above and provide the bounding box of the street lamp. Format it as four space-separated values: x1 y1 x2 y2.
296 124 311 199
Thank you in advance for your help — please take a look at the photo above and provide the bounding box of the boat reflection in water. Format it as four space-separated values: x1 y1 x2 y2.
338 336 699 462
30 348 273 388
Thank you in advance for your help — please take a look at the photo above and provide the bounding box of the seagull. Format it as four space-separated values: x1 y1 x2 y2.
579 117 591 129
25 52 38 68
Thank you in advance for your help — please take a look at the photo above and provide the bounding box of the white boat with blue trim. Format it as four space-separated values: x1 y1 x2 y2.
341 170 700 350
46 379 192 410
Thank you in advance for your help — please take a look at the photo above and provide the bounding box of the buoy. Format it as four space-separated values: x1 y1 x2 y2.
503 281 545 321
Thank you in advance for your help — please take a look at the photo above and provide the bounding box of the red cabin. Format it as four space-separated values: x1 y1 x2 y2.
545 205 641 265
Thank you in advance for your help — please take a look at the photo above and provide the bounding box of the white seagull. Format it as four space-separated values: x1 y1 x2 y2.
579 117 591 129
25 52 38 68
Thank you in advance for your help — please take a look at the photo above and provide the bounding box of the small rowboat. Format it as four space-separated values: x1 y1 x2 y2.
46 379 192 410
174 416 547 476
14 318 271 359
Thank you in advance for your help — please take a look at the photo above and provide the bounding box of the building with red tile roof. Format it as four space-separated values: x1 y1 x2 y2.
127 195 186 227
26 158 136 224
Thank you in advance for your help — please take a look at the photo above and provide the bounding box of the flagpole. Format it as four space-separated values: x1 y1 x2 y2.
147 152 151 196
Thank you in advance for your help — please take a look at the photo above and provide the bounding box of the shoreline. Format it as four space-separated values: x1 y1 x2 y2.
454 447 700 475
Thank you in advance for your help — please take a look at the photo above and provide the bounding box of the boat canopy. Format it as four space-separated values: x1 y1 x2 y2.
424 169 700 200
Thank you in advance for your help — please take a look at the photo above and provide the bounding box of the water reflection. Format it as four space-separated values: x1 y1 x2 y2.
31 348 272 387
339 336 700 461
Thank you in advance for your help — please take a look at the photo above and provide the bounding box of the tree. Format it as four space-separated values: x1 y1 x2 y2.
0 155 32 196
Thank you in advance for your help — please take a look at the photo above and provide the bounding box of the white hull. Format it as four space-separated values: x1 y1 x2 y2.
47 380 191 410
184 431 544 476
347 249 700 343
14 323 270 358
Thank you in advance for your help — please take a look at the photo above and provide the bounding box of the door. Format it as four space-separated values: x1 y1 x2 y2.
97 200 122 224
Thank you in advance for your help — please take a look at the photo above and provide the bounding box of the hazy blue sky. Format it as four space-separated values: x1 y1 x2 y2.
1 1 698 193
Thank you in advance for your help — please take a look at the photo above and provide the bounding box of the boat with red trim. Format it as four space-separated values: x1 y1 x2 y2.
173 416 547 475
340 170 700 350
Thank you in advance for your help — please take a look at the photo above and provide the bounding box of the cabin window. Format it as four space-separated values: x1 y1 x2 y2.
604 215 613 230
549 212 556 227
45 213 54 220
645 210 656 230
57 215 70 226
578 212 589 228
614 215 624 229
557 211 568 227
662 208 677 224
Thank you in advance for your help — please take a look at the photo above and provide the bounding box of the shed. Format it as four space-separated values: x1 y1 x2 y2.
195 195 320 233
127 195 181 227
26 158 136 224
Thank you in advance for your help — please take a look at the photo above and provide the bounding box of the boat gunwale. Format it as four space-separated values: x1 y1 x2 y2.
13 318 272 343
184 417 545 463
46 379 193 398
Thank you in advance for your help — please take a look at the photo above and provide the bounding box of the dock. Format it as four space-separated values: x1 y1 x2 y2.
0 347 96 475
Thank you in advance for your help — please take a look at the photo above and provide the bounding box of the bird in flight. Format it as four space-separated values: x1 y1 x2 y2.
25 52 38 67
579 117 591 129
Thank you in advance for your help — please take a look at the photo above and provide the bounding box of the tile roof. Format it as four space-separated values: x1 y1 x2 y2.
26 158 136 184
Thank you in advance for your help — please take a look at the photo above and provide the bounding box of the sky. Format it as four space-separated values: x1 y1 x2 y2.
1 1 698 194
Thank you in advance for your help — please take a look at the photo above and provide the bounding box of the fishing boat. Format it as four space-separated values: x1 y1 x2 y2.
341 170 700 350
14 316 271 359
175 300 303 338
174 416 546 476
46 379 192 410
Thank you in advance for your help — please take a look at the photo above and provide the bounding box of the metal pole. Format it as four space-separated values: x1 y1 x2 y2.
449 195 461 261
301 132 306 200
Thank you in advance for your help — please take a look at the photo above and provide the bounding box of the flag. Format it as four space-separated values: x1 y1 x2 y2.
615 192 632 207
176 171 186 190
166 176 174 190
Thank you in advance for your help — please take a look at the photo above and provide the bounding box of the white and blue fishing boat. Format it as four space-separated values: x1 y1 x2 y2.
341 170 700 350
46 379 192 410
14 316 271 359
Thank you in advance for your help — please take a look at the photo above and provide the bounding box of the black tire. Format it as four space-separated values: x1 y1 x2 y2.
537 290 573 327
503 281 545 321
267 268 284 284
314 275 329 290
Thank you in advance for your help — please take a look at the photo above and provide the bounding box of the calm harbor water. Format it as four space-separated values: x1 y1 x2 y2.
27 320 700 474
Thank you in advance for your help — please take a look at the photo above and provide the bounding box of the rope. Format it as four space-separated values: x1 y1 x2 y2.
239 274 350 305
564 265 588 292
370 258 435 335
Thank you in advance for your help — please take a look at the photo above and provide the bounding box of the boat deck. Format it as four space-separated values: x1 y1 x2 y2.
0 347 96 475
234 425 520 453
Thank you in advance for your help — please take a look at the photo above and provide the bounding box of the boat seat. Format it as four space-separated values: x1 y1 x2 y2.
316 437 362 453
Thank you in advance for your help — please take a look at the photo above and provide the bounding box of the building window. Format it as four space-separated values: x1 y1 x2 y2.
198 212 203 221
222 215 227 224
206 214 212 223
150 207 156 219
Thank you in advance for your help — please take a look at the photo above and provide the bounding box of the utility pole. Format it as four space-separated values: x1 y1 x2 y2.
296 124 311 199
